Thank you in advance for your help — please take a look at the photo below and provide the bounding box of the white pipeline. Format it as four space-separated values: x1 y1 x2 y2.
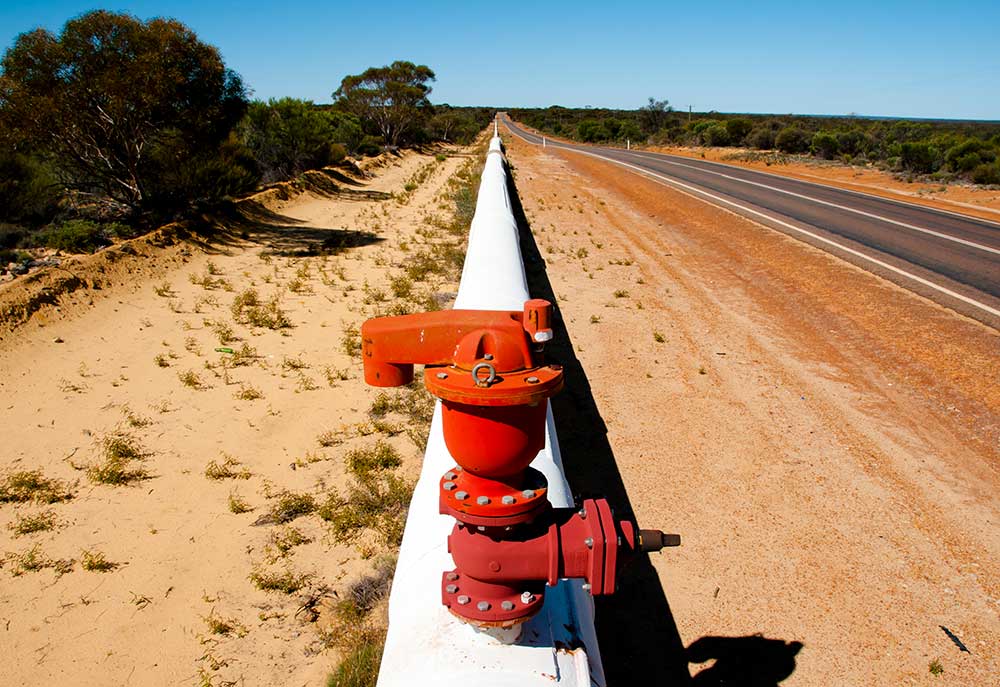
375 126 605 686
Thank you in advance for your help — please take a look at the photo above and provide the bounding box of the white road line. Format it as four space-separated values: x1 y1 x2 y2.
612 152 1000 255
504 123 1000 319
621 149 1000 229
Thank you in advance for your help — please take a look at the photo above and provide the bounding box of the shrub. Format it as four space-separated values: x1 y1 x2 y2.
900 142 942 174
41 220 110 253
725 118 753 145
971 162 1000 185
701 124 731 147
812 131 840 159
0 470 73 503
747 126 776 149
775 127 810 153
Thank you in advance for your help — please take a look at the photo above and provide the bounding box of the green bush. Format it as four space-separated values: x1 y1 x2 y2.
41 220 111 253
701 124 731 146
775 127 810 153
900 142 942 174
971 162 1000 185
812 131 840 159
0 152 60 226
747 126 776 149
725 118 753 145
578 119 609 142
357 135 383 156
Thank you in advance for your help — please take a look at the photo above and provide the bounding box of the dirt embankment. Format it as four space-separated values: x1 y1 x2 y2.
0 145 473 686
502 129 998 686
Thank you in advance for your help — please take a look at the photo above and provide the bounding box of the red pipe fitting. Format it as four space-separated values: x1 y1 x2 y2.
359 298 680 628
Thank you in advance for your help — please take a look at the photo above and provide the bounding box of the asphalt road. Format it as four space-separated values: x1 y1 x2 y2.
501 115 1000 326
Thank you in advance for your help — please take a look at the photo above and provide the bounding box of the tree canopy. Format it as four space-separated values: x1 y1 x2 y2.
0 10 250 217
332 61 435 147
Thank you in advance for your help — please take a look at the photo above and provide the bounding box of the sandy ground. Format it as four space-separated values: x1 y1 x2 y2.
0 148 469 686
648 145 1000 222
501 129 998 685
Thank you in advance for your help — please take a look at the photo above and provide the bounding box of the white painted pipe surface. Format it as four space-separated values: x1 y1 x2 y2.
375 130 606 686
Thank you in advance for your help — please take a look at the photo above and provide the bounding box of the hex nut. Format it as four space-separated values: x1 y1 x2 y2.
436 372 448 379
477 601 491 611
520 591 534 604
446 572 459 581
457 595 471 605
445 584 458 594
455 490 469 500
501 495 515 505
443 481 456 491
526 376 540 384
584 537 594 549
476 495 491 506
522 489 536 499
444 471 458 480
501 600 515 611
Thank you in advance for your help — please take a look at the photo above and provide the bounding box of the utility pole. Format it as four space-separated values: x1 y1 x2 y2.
688 105 692 122
626 139 630 150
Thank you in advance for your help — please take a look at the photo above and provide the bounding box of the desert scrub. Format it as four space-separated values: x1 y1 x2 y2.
345 441 402 480
389 275 413 300
324 366 349 386
319 473 413 547
228 491 252 514
230 342 260 367
341 324 361 357
249 565 310 594
613 289 629 298
653 331 665 343
0 470 73 504
211 320 236 345
204 612 246 637
281 355 309 371
204 455 251 481
80 549 118 572
5 545 73 577
235 383 263 400
256 490 317 525
268 526 311 556
178 369 206 389
232 289 291 330
153 282 175 297
88 432 149 485
323 562 394 687
8 510 58 537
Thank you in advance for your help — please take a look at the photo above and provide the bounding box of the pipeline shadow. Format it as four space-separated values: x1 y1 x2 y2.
505 154 802 686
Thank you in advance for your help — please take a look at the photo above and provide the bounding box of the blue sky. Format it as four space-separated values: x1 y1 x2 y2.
2 1 997 119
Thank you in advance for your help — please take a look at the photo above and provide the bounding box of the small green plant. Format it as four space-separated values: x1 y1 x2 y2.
345 441 402 480
235 384 263 400
317 430 342 447
928 659 944 676
576 247 589 259
0 471 73 504
590 314 601 324
5 544 73 577
319 473 413 546
153 353 171 367
212 321 236 345
341 324 361 357
230 342 259 367
282 355 309 371
153 282 175 297
269 526 311 556
204 455 251 481
8 510 58 537
88 432 149 485
389 275 413 300
258 491 317 525
324 366 349 386
178 369 205 389
653 331 665 343
81 549 118 572
249 566 310 594
228 491 252 514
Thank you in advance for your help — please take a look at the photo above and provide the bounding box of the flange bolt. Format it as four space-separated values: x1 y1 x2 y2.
477 601 491 611
457 595 471 605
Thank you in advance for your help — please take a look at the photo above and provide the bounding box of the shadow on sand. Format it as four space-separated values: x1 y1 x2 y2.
505 158 802 686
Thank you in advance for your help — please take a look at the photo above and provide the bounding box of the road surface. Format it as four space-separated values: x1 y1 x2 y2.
501 115 1000 327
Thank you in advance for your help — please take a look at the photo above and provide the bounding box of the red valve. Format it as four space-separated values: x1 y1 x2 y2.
359 299 679 628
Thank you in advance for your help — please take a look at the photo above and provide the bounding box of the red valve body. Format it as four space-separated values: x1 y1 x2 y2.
359 299 670 628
